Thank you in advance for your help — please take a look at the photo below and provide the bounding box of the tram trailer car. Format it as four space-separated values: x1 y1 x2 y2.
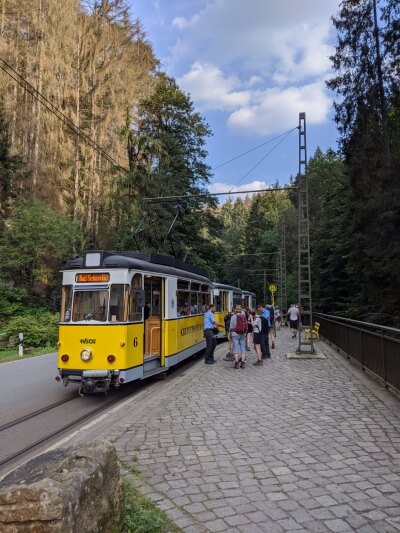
242 290 256 311
57 250 214 395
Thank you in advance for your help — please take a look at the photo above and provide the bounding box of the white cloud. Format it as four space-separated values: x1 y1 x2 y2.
178 63 331 135
172 13 200 29
178 63 250 110
171 0 339 136
245 76 263 88
170 0 339 83
227 83 331 135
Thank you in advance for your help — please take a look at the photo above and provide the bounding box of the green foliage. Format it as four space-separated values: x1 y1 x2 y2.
122 482 182 533
4 312 58 348
0 198 84 300
306 149 350 314
213 190 292 303
106 74 216 263
0 282 27 321
327 0 400 325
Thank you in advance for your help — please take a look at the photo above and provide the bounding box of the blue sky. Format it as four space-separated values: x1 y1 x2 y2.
127 0 341 196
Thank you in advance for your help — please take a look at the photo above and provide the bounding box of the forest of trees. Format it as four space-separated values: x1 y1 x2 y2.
0 0 399 332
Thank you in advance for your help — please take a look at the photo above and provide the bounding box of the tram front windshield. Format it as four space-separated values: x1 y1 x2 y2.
72 290 109 322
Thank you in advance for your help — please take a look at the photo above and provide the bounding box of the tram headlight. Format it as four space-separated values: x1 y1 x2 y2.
80 348 92 362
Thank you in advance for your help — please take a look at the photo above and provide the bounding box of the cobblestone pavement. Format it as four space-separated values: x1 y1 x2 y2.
107 328 400 532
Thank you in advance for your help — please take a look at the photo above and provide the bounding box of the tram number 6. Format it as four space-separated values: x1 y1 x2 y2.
133 337 138 347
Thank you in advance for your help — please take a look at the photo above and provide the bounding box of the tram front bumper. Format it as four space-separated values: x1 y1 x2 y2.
58 369 120 393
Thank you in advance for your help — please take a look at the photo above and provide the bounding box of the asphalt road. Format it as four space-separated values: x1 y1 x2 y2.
0 353 79 426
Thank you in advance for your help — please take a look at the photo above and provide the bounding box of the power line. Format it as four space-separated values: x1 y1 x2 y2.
212 127 298 171
0 56 130 174
225 252 279 256
230 128 296 191
142 186 296 203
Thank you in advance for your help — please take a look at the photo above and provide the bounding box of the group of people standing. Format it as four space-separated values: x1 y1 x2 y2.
203 303 281 367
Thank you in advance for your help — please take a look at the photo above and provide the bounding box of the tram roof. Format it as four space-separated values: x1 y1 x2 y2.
242 290 256 297
63 250 211 284
212 282 242 292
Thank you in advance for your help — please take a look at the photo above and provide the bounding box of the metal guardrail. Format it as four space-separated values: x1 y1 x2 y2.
314 313 400 395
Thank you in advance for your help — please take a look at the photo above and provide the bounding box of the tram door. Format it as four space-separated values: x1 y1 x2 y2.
144 276 163 361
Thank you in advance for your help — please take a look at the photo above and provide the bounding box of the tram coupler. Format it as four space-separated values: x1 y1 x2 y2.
79 370 113 395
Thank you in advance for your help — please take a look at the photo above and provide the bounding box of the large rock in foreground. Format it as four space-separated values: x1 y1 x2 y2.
0 440 122 532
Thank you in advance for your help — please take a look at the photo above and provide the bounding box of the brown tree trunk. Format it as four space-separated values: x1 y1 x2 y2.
73 30 81 221
32 0 44 188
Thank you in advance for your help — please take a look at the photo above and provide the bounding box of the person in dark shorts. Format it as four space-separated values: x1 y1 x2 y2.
252 313 263 365
256 304 271 359
287 304 300 338
246 309 254 351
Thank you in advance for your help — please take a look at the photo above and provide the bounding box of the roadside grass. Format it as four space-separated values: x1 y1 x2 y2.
122 481 182 533
0 346 57 363
118 459 182 533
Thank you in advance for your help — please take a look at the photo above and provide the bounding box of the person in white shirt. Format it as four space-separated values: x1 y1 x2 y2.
287 304 300 338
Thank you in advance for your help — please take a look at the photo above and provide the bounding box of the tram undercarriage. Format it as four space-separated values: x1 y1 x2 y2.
58 370 120 395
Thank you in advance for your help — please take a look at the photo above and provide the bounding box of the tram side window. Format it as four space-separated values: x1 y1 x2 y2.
201 285 210 313
109 285 127 322
233 292 242 308
190 291 199 314
61 285 72 321
201 291 210 313
222 291 228 312
129 274 143 322
176 279 190 316
177 291 190 316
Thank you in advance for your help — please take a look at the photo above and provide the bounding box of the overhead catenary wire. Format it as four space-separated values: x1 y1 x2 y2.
225 252 279 256
212 126 298 171
0 55 298 203
142 186 296 203
230 128 297 192
0 56 130 175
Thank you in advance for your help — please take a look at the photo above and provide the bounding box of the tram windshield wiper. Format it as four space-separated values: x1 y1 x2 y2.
85 305 105 321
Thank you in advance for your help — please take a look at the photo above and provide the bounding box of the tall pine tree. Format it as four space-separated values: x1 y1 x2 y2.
327 0 400 325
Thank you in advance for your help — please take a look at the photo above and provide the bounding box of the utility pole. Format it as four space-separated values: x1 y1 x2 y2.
278 221 287 317
297 112 314 353
263 269 266 303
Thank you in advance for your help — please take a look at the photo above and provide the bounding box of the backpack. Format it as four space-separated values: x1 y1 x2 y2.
232 313 247 334
260 316 269 334
224 312 233 333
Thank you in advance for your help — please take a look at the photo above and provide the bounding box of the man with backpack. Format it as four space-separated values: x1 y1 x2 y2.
229 305 248 368
257 304 271 359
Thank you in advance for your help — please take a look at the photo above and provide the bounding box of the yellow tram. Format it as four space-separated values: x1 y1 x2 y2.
56 250 255 394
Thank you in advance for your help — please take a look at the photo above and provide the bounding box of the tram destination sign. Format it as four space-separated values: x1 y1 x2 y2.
76 273 110 283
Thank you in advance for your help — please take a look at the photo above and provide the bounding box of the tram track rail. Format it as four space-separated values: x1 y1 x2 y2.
0 350 203 475
0 398 118 469
0 381 156 472
0 344 205 479
0 397 77 433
